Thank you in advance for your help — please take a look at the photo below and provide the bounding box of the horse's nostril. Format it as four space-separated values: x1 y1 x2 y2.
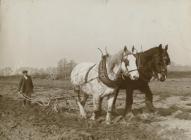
133 76 138 79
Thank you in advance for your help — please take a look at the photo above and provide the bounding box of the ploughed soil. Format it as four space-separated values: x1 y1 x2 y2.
0 77 191 140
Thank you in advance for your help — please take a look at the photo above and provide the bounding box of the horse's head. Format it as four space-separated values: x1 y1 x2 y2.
160 44 170 79
162 44 171 66
121 46 139 80
152 44 170 81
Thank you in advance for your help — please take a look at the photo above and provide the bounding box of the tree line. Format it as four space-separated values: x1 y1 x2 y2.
0 58 76 80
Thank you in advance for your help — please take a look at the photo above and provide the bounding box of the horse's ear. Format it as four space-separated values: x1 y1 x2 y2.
132 45 135 51
132 46 136 54
165 44 168 50
159 44 162 49
124 46 127 52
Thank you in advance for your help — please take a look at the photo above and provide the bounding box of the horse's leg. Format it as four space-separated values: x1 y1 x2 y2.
124 88 134 119
106 94 115 124
98 97 103 113
74 88 87 119
141 85 155 112
112 87 120 113
90 95 101 121
81 92 89 107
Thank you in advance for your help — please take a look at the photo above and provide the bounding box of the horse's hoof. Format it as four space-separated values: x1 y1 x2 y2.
145 107 156 113
145 103 156 112
80 114 87 119
113 115 123 124
90 115 96 121
120 118 128 124
106 120 112 125
140 113 149 120
125 112 135 121
82 116 87 119
113 109 120 115
97 117 105 123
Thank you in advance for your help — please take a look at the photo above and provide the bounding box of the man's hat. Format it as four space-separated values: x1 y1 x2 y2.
22 70 28 74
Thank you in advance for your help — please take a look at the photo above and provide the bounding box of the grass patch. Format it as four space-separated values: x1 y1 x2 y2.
175 112 191 120
168 71 191 79
157 105 180 116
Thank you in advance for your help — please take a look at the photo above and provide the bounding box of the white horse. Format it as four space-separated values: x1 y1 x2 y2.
71 46 139 124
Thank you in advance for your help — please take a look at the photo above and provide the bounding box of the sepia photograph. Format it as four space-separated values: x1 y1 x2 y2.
0 0 191 139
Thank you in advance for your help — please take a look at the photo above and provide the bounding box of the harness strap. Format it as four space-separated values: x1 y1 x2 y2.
84 64 96 83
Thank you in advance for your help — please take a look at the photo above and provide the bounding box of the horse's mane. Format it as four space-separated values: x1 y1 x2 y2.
106 49 130 73
141 47 160 60
108 49 123 63
136 46 161 81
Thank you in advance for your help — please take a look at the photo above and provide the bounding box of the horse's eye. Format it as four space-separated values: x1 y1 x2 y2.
158 62 162 65
124 60 129 66
164 59 167 63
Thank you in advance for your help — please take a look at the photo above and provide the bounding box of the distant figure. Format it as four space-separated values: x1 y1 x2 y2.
18 70 34 106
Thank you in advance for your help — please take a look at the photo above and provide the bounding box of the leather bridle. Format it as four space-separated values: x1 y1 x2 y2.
121 53 139 78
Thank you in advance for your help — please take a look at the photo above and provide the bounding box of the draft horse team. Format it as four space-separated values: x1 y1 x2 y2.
71 44 170 124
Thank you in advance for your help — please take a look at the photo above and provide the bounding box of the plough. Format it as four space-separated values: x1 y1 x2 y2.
17 91 78 111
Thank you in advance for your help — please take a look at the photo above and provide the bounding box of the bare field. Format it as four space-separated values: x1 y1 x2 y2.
0 77 191 140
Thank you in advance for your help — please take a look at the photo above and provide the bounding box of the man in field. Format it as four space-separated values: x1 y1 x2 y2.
18 70 34 106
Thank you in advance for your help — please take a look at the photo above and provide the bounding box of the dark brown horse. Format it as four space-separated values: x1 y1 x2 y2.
112 44 170 116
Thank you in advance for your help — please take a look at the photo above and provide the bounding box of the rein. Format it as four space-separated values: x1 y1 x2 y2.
84 64 96 83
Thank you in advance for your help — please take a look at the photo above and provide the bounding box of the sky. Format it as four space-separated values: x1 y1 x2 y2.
0 0 191 69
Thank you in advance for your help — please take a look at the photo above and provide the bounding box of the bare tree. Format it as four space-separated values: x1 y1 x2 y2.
0 67 13 76
57 58 76 80
46 67 57 80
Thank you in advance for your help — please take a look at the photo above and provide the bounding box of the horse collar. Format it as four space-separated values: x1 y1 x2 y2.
98 56 122 88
